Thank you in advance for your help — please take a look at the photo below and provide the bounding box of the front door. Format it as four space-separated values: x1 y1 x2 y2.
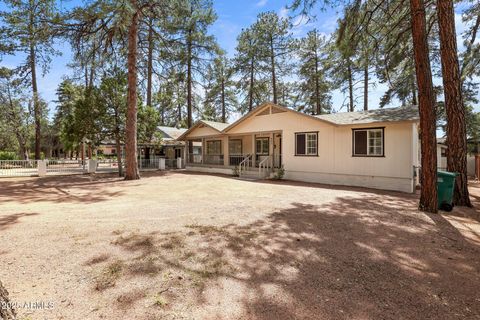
174 148 182 159
255 137 269 166
273 134 282 168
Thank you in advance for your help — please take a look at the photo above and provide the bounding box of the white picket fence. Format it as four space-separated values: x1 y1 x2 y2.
0 157 185 178
0 160 39 177
46 159 86 175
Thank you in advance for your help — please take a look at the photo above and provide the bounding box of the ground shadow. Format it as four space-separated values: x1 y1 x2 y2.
89 194 480 319
0 212 38 231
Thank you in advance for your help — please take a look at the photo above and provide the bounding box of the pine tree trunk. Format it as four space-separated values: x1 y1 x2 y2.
221 77 226 122
314 46 321 115
125 5 140 180
363 59 368 111
114 105 123 177
270 37 277 104
0 281 16 319
146 19 154 108
347 61 354 112
88 40 96 89
410 0 438 213
249 57 254 112
186 31 193 155
30 44 41 160
437 0 472 207
187 32 193 128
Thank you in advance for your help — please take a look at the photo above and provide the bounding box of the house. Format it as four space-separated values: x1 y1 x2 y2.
97 126 201 167
437 138 447 170
177 102 420 193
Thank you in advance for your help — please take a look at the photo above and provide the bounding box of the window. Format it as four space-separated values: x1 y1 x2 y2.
295 132 318 156
256 138 269 155
441 147 447 157
206 140 222 155
229 139 242 155
353 128 384 156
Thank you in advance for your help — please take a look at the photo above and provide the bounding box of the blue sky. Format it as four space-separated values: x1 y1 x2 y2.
0 0 477 123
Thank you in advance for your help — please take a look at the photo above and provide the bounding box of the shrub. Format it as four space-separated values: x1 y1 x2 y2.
0 151 18 160
232 166 240 177
273 165 285 180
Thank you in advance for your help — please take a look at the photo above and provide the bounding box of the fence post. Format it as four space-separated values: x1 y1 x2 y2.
159 158 165 170
38 160 47 177
87 159 97 174
177 157 182 169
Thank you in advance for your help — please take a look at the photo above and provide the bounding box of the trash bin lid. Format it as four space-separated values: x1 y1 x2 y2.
437 170 459 178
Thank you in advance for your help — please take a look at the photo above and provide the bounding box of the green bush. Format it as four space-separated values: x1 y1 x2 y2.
28 152 45 160
272 166 285 180
232 166 240 177
0 151 19 160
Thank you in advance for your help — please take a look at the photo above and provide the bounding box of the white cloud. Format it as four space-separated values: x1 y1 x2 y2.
279 7 289 19
256 0 267 7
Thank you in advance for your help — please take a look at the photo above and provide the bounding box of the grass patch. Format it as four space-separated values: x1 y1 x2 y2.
160 235 185 250
95 260 124 291
152 293 168 308
112 233 154 252
185 224 227 236
84 253 109 266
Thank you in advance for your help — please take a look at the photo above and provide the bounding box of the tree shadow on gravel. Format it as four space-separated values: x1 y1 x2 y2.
91 195 480 320
0 212 38 231
0 174 126 204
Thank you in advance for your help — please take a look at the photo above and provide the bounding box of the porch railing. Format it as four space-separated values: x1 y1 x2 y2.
188 154 203 164
139 158 161 170
259 155 273 177
204 155 224 165
239 154 252 176
229 155 245 166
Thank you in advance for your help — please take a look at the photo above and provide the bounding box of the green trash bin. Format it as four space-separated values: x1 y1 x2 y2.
437 171 458 212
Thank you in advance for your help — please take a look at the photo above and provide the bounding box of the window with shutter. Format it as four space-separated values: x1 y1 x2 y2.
295 132 318 156
352 128 384 156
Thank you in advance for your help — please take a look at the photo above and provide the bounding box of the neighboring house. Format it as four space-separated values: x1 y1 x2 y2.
98 126 201 163
437 138 448 171
177 102 420 193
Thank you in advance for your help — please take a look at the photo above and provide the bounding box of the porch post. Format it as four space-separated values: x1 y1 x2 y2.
270 132 274 168
223 136 229 166
202 138 205 164
251 134 256 166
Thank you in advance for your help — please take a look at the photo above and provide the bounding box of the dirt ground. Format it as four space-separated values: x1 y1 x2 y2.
0 171 479 320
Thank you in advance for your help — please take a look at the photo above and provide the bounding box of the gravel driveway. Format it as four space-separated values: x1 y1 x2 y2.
1 171 479 320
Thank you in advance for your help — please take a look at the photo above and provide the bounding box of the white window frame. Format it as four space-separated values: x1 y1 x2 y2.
353 128 384 157
295 132 318 156
256 138 269 155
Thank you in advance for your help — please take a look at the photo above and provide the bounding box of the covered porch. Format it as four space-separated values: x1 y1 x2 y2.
186 131 283 169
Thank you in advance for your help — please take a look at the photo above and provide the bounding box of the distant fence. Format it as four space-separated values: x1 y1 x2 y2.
0 160 39 177
0 157 184 178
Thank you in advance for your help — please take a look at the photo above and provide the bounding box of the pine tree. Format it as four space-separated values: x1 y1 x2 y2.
202 55 237 122
253 12 294 104
233 27 269 113
296 29 332 115
437 0 472 207
0 0 59 159
168 0 218 129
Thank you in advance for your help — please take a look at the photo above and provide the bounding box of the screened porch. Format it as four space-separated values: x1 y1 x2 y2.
185 132 282 168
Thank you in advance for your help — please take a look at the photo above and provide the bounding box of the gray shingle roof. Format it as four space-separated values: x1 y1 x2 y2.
315 106 419 125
